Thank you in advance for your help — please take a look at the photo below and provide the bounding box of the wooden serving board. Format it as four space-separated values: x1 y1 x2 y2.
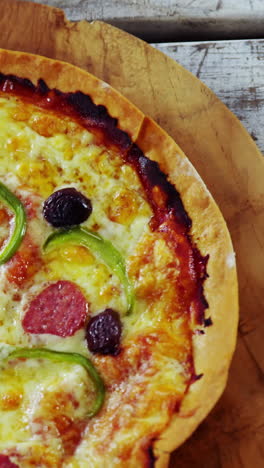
1 1 264 467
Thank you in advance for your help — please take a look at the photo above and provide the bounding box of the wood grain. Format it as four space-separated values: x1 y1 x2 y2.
27 0 264 41
0 2 264 467
154 40 264 154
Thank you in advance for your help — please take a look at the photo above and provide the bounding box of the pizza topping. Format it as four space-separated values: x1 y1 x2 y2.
4 347 105 417
6 233 43 287
0 455 19 468
0 181 26 265
43 187 92 227
0 75 213 465
43 227 135 314
86 309 122 355
0 389 23 411
22 280 88 337
107 189 141 225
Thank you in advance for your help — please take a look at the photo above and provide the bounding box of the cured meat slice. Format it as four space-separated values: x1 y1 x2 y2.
22 281 88 337
0 455 19 468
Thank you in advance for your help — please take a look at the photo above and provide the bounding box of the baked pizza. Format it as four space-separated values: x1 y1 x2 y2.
0 49 238 468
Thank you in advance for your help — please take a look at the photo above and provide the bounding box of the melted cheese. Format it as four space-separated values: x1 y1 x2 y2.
0 94 193 467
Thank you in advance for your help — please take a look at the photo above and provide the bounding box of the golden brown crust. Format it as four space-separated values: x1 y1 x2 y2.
0 48 238 467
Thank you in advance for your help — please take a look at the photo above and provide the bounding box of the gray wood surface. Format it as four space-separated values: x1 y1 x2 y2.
154 39 264 154
28 0 264 41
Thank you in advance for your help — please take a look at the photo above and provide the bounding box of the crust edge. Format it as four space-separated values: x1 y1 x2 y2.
136 117 238 463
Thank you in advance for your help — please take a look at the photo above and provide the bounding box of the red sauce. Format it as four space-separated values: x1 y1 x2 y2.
0 208 11 250
53 414 85 456
5 233 42 287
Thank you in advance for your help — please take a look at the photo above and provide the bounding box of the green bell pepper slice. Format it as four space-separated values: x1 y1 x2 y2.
43 227 134 314
0 181 26 264
4 347 105 418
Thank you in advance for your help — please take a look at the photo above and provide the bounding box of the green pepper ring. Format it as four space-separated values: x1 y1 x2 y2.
43 227 135 314
0 181 26 265
4 347 105 418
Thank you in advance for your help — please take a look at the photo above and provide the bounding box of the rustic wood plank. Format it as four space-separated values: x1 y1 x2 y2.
28 0 264 41
154 39 264 154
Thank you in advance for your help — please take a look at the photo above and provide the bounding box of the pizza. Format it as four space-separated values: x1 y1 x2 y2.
0 49 238 468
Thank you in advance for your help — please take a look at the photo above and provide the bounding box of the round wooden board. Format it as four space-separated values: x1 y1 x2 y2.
0 1 264 467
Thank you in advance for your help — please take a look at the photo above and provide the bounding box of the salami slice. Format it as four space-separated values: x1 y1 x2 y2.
22 281 88 337
0 455 19 468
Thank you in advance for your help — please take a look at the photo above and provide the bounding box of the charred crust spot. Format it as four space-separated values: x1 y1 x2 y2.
147 444 157 468
195 284 209 325
105 126 132 152
22 78 35 90
195 373 204 381
192 250 209 281
126 144 192 230
204 317 213 327
37 78 49 94
66 92 132 151
190 373 204 384
0 73 34 91
67 91 114 124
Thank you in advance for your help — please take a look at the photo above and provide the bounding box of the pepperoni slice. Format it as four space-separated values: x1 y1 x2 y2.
0 455 19 468
22 281 88 337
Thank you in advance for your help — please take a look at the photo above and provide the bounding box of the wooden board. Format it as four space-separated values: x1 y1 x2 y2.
0 2 264 467
155 40 264 155
28 0 264 41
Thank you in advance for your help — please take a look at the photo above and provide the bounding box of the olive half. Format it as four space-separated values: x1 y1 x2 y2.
43 188 92 227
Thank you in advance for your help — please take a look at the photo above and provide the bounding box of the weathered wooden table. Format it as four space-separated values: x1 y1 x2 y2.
5 1 264 467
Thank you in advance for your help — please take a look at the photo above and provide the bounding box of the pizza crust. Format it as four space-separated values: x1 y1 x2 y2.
0 48 238 466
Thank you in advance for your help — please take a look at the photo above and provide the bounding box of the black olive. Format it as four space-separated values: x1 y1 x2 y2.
43 188 92 227
86 309 122 355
